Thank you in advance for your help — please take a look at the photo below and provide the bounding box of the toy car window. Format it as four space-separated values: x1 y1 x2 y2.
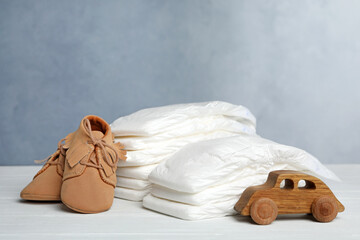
280 179 294 189
298 180 316 190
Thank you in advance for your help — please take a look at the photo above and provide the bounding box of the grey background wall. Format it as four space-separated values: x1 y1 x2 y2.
0 0 359 165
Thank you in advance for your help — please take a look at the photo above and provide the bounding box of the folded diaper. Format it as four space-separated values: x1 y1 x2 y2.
143 194 238 220
118 149 174 167
144 135 338 220
115 131 242 166
150 175 266 206
112 101 257 202
116 164 158 180
116 177 151 190
149 135 338 193
115 130 243 151
115 116 254 146
111 101 256 137
114 164 157 201
114 187 151 202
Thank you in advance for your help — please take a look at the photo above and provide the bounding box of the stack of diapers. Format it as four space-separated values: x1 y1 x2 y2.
143 135 339 220
110 101 257 201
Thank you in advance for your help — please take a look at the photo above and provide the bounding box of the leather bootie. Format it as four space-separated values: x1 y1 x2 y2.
20 133 73 201
61 115 126 213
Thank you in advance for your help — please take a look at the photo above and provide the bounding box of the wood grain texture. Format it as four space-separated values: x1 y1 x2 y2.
250 198 278 225
312 196 339 222
234 170 345 218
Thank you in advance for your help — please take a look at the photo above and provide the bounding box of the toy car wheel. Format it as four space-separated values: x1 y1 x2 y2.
312 196 338 222
250 198 278 225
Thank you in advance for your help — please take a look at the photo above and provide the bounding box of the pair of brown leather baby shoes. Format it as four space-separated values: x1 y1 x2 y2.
20 115 126 213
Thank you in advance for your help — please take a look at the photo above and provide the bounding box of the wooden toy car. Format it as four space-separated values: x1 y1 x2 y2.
234 170 345 225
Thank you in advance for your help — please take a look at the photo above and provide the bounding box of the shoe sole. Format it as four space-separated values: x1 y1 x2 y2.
20 193 60 201
62 201 109 214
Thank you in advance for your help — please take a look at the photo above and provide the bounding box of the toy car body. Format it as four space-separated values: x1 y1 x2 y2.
234 170 344 225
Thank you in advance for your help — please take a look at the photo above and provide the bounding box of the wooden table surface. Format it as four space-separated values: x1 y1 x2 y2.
0 164 359 239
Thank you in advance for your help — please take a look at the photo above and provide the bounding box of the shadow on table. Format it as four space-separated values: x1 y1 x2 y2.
17 199 68 213
275 214 315 222
232 213 315 224
17 199 60 205
18 199 104 214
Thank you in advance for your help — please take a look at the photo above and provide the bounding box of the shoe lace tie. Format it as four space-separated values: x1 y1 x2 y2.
81 118 119 169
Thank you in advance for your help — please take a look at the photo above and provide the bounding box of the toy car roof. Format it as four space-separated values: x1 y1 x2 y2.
269 170 318 178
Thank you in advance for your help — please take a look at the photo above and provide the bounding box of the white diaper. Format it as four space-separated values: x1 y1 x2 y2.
115 130 242 151
144 135 339 220
114 187 151 202
149 161 330 207
118 149 173 167
149 135 339 193
116 177 151 190
111 101 256 137
116 164 158 180
150 175 266 206
143 194 238 220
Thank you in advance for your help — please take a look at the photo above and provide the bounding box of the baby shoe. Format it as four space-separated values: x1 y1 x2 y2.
61 115 126 213
20 133 73 201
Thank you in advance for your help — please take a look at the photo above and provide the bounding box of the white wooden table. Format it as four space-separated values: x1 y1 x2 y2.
0 164 359 239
